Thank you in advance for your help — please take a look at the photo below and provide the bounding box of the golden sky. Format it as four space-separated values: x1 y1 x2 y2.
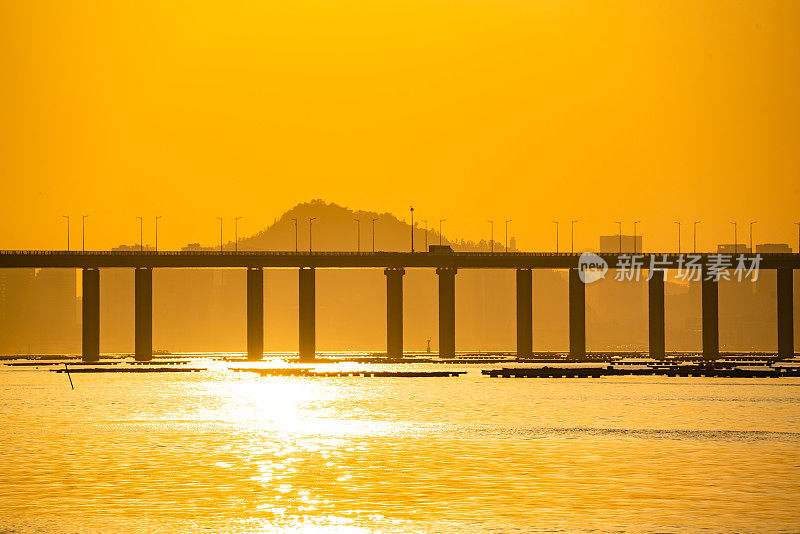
1 0 798 251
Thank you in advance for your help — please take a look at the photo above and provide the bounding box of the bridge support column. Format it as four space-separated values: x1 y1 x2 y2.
701 271 719 360
134 268 152 361
247 268 264 361
648 269 666 359
436 267 457 358
385 268 404 358
569 268 585 358
299 268 315 362
777 268 794 358
516 269 532 358
82 268 100 362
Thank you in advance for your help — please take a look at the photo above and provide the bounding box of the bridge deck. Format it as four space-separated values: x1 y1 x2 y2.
0 250 797 269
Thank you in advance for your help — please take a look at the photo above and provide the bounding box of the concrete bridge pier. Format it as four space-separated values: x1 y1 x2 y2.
247 268 264 361
701 270 719 360
777 268 794 358
134 268 153 361
648 269 666 359
385 268 404 358
516 269 532 358
299 268 315 362
436 267 457 358
82 268 100 362
568 268 586 358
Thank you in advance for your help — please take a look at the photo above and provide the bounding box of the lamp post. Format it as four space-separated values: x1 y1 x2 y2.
731 222 738 254
371 218 378 252
410 206 415 253
291 218 298 252
137 216 143 252
488 220 494 254
155 216 162 252
62 216 69 252
309 217 316 252
571 220 578 254
674 221 681 254
217 217 223 252
421 219 428 251
553 221 559 253
234 217 242 253
693 221 701 253
749 221 756 253
353 218 361 253
616 220 622 253
633 221 640 254
505 219 512 252
439 219 446 246
81 215 88 253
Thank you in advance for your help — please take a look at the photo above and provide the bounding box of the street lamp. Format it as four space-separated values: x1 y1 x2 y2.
693 221 701 253
234 217 242 253
371 217 378 252
353 218 361 253
439 219 446 246
81 215 88 253
749 221 756 252
505 219 512 252
137 216 143 252
615 220 622 253
674 221 681 254
552 221 559 253
633 221 640 254
155 216 162 252
62 216 69 252
410 206 415 253
309 217 316 252
291 218 298 253
217 217 223 252
569 220 577 254
421 219 428 251
731 221 738 254
488 220 494 254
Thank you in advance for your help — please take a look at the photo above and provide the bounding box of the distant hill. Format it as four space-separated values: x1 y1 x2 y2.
237 199 499 253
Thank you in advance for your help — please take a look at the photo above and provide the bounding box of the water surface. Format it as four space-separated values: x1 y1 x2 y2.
1 357 799 533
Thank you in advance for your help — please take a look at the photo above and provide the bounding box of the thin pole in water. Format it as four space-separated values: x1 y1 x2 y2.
65 363 74 389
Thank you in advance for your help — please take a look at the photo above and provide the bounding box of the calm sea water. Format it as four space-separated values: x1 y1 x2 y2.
1 357 799 533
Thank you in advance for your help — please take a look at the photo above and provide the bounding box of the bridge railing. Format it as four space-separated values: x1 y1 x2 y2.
0 250 794 256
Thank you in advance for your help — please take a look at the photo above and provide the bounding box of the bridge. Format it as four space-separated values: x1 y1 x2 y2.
1 250 797 362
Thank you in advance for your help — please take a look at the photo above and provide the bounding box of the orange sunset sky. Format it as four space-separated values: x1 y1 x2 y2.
1 0 798 252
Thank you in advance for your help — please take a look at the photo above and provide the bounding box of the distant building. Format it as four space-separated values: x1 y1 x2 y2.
717 244 752 254
112 244 154 252
755 243 792 253
509 237 517 251
599 235 642 254
182 243 212 251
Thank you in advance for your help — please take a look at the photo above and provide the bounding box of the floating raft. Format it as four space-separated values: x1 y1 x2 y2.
484 368 605 378
235 368 466 378
129 360 193 365
52 367 205 373
483 366 800 378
